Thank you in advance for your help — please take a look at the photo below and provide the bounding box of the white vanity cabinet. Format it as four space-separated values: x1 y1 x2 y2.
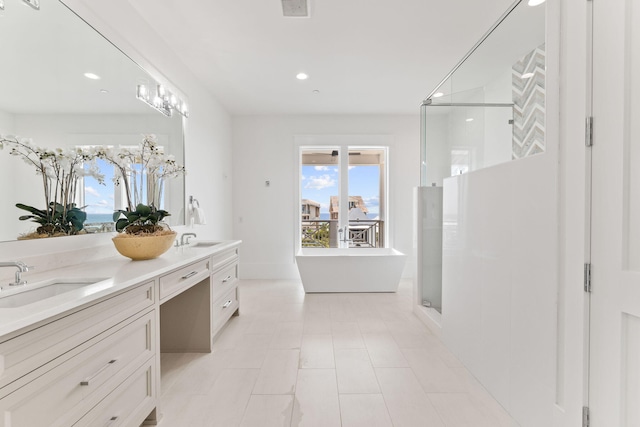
0 282 156 427
210 246 240 337
0 240 241 426
159 246 240 353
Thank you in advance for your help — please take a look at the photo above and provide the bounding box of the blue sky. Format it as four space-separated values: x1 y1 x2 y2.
301 164 380 217
84 158 115 214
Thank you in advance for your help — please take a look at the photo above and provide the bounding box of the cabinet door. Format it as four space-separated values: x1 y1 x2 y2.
0 311 155 427
0 281 154 394
211 261 238 301
73 361 155 427
212 286 239 335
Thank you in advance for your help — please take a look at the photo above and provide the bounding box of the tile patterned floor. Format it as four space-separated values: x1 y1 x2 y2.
158 279 518 427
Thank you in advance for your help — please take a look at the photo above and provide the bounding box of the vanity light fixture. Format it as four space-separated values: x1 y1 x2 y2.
296 73 309 80
84 72 101 80
136 83 189 118
22 0 39 10
528 0 546 6
2 0 40 10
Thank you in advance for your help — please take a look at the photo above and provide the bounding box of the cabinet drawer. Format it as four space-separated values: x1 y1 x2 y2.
211 248 238 272
212 286 238 333
73 361 155 427
159 258 210 300
0 281 154 392
211 261 238 301
0 311 155 427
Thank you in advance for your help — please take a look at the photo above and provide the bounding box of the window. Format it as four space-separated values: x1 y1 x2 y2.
299 146 387 248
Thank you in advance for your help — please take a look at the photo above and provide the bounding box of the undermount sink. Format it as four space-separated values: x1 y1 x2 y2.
190 241 220 248
0 278 108 309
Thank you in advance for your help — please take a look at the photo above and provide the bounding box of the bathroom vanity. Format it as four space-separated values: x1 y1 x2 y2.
0 240 241 426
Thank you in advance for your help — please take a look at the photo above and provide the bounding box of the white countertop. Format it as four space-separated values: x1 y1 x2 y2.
0 240 241 339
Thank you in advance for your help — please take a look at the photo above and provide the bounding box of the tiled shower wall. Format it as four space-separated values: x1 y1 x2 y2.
512 44 546 159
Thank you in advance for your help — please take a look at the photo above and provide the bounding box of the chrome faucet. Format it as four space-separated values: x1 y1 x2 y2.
180 232 197 246
0 261 33 287
338 227 352 243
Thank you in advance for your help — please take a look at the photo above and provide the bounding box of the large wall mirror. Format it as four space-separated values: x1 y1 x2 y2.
0 0 186 242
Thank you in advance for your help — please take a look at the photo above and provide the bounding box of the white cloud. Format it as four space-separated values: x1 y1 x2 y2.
314 166 329 171
301 175 306 180
305 174 336 190
85 186 101 197
95 199 110 207
362 196 380 211
363 196 380 204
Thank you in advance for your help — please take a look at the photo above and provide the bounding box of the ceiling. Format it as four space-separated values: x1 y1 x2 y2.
127 0 517 115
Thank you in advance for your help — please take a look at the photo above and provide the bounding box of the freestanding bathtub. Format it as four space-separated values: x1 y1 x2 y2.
295 248 407 293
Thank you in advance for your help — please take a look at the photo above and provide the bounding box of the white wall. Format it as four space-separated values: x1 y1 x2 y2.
442 151 558 426
232 115 420 279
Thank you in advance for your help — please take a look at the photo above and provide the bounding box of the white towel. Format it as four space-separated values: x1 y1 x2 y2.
193 207 207 225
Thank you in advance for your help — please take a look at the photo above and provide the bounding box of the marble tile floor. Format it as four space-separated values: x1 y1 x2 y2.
157 279 518 427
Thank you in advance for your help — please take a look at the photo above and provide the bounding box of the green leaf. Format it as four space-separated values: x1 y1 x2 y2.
136 204 151 216
15 203 48 218
115 218 129 232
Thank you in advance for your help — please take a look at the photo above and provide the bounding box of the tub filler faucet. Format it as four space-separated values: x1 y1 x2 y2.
0 261 33 287
338 227 352 243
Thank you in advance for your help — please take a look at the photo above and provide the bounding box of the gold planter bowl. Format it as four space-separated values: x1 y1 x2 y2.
112 231 177 260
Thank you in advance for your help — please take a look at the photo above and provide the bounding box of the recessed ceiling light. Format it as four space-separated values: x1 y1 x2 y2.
296 73 309 80
432 92 444 98
84 72 101 80
528 0 546 6
100 89 109 94
522 72 535 79
466 118 474 122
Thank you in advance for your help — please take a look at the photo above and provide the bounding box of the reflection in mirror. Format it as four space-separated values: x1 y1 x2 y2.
0 0 185 242
420 0 545 186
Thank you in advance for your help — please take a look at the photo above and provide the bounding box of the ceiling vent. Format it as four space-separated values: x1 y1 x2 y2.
282 0 309 17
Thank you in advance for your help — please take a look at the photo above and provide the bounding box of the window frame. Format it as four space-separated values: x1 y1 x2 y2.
294 135 392 253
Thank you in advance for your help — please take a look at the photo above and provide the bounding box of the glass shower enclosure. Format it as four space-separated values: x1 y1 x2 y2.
416 0 546 319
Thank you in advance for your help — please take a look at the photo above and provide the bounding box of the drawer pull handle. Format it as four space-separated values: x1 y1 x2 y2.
181 271 198 279
81 359 117 386
222 275 233 283
222 300 233 309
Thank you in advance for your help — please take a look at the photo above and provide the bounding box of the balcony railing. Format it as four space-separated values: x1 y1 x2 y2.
301 219 384 248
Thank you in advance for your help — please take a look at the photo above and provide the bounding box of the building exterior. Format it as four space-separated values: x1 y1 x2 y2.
301 199 320 220
329 196 368 219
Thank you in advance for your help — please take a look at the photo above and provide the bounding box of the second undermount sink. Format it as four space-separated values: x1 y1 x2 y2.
190 241 220 248
0 278 108 309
